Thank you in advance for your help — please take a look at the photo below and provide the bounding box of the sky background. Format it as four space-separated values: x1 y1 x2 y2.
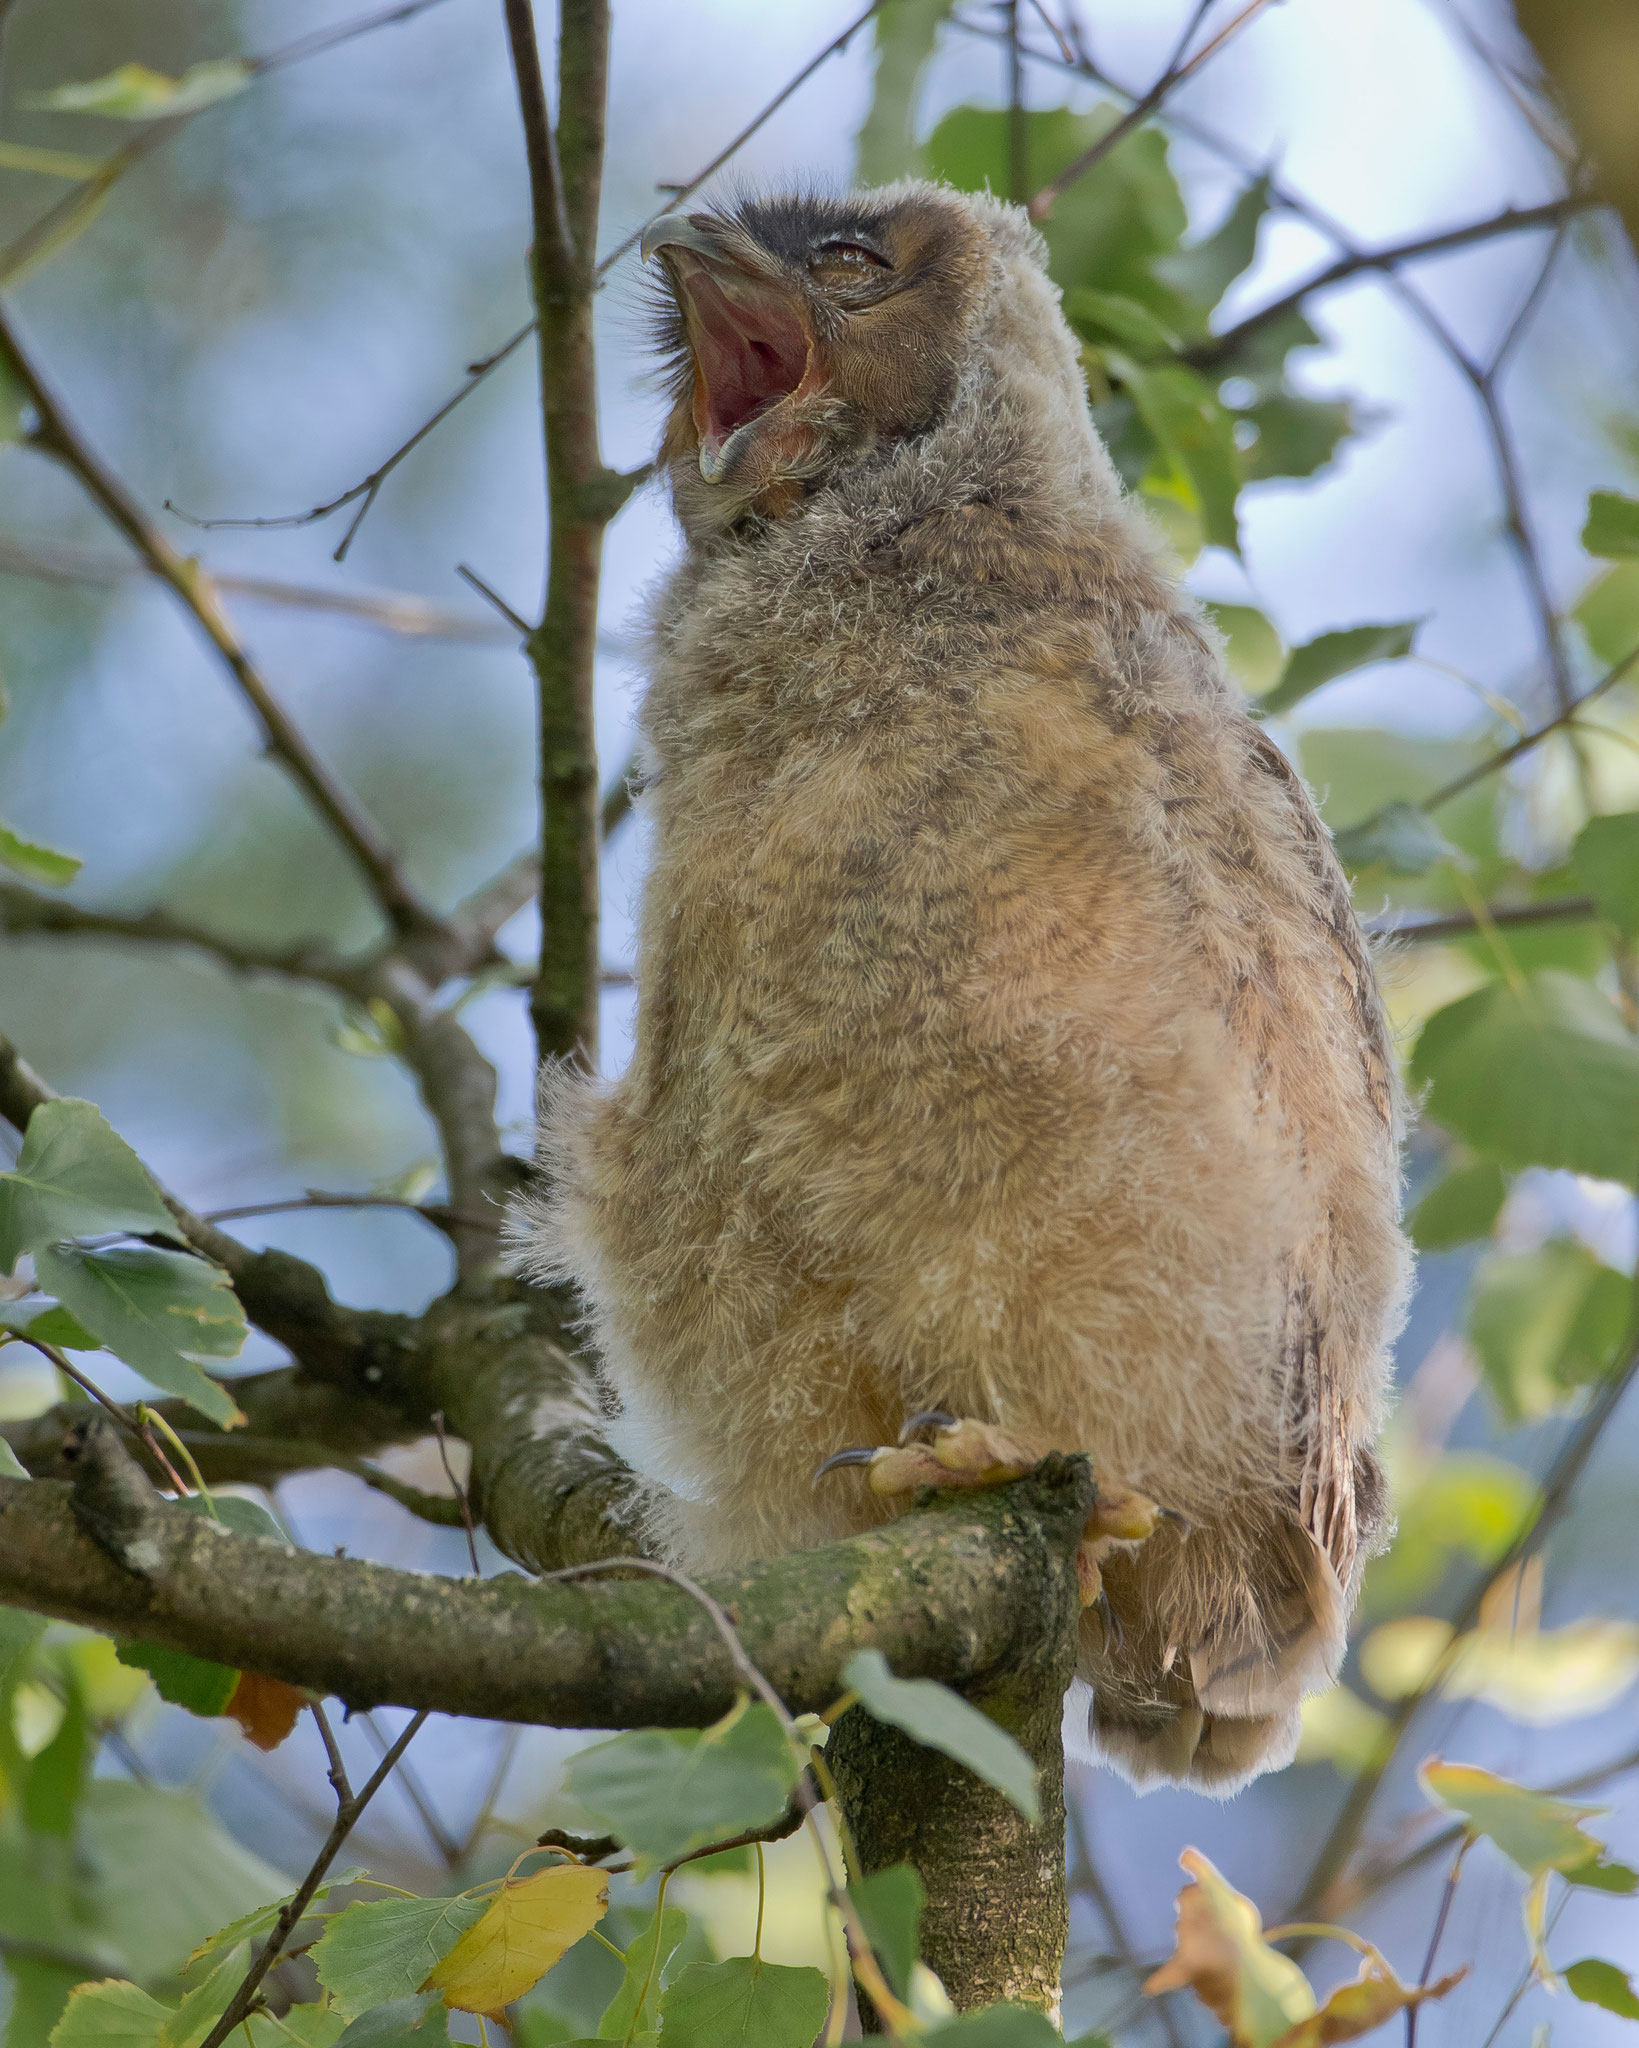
4 1 1639 2040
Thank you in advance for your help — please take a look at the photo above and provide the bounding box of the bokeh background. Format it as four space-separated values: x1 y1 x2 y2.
3 1 1639 2040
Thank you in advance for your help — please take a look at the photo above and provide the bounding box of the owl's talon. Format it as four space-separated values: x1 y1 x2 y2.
897 1407 958 1445
813 1446 882 1483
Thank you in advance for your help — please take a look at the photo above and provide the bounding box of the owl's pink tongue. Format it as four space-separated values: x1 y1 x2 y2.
682 267 811 457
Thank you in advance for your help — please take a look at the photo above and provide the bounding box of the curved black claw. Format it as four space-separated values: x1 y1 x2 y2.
1158 1505 1193 1539
813 1446 881 1484
1094 1588 1125 1653
896 1408 958 1446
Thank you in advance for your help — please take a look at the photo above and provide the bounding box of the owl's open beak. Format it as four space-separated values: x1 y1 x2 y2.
642 213 817 483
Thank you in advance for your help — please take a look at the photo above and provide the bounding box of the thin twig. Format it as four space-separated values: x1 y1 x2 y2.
1067 1792 1186 2048
198 1708 430 2048
1421 641 1639 813
1407 1838 1469 2048
456 562 531 635
308 1699 353 1805
359 1708 464 1868
460 1725 522 1864
0 306 449 947
1365 895 1597 943
21 1336 192 1496
432 1408 481 1573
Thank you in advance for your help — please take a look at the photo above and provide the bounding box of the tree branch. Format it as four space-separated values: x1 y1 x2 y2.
504 0 612 1068
1364 894 1597 943
0 304 450 949
0 1440 1094 1728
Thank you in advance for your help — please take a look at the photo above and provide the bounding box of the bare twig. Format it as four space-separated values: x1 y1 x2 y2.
1407 1838 1469 2048
0 534 515 641
1365 895 1597 943
18 1336 188 1495
455 562 531 635
1028 0 1277 220
198 1707 430 2048
432 1408 481 1573
359 1708 464 1868
1420 641 1639 813
0 306 449 948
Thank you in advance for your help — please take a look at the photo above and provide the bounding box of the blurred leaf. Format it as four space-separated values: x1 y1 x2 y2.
843 1650 1039 1823
1154 178 1270 312
1294 1685 1388 1773
0 822 80 887
1410 972 1639 1185
28 61 251 121
332 998 405 1061
1575 560 1639 667
923 105 1186 317
5 1956 86 2048
1420 1758 1629 1974
656 1956 829 2048
334 1999 450 2044
333 1998 451 2044
24 1676 88 1836
0 344 24 441
1583 489 1639 558
1408 1159 1508 1250
1205 602 1285 697
174 1493 286 1544
1215 305 1326 402
116 1640 239 1719
1259 621 1421 716
0 141 104 178
564 1696 801 1869
1065 289 1180 361
1142 1849 1316 2044
1367 1453 1536 1612
0 1298 102 1349
1573 809 1639 935
1277 1961 1463 2046
850 1864 924 2001
224 1670 305 1752
1116 356 1241 553
1566 1959 1639 2018
1087 391 1153 489
1454 1619 1639 1723
595 1904 687 2039
0 1441 26 1480
855 0 951 185
1332 802 1459 876
0 1099 184 1272
314 1895 487 2019
1468 1238 1631 1421
1236 395 1354 484
240 2009 346 2047
34 1245 246 1429
46 1979 171 2045
425 1863 608 2018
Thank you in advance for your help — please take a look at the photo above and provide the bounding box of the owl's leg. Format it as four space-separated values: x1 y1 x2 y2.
816 1413 1174 1628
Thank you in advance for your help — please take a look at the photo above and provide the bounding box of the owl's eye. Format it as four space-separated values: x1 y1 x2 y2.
809 238 892 275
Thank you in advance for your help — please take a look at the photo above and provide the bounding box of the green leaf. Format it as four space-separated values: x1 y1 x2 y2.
115 1640 238 1718
239 2010 347 2048
24 1675 89 1836
1215 304 1326 402
855 0 951 186
1331 801 1460 876
1259 620 1421 715
311 1894 486 2019
1204 601 1285 697
1575 560 1639 666
1115 355 1241 553
28 60 251 120
0 1441 25 1480
188 1872 365 1969
171 1491 288 1543
0 1099 184 1272
0 337 28 441
0 822 80 887
1568 1857 1639 1894
1064 289 1180 361
1410 972 1639 1186
843 1650 1040 1823
34 1244 246 1429
333 1998 452 2045
1154 177 1270 313
1574 810 1639 936
849 1864 923 2001
1236 394 1354 484
1566 1958 1639 2018
921 2006 1067 2045
1408 1159 1509 1251
5 1956 87 2048
0 1605 46 1681
1468 1239 1631 1422
46 1979 170 2046
656 1956 829 2048
1582 489 1639 559
563 1697 801 1869
595 1905 686 2038
0 1298 102 1349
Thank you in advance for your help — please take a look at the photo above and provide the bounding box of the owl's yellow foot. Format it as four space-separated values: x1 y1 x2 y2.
813 1410 1039 1497
1078 1487 1187 1613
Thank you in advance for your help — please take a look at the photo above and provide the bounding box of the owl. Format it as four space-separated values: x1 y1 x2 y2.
521 182 1410 1792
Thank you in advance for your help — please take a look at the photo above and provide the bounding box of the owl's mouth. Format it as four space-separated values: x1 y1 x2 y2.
641 214 817 482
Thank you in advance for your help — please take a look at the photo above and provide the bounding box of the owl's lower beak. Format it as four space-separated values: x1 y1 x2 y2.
642 214 817 484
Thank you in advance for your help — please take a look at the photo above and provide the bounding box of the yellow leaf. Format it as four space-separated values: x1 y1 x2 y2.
1273 1955 1465 2045
423 1861 608 2018
1144 1849 1316 2047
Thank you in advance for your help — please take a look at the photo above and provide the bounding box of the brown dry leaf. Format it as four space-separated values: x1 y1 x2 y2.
1273 1957 1466 2046
1144 1849 1316 2046
423 1860 609 2018
226 1670 306 1752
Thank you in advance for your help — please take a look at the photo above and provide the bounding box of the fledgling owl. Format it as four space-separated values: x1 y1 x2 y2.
522 183 1409 1792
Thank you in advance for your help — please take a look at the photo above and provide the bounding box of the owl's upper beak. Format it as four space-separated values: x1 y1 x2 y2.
641 213 817 483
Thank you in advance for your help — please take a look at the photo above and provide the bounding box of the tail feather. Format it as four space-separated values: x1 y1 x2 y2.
1188 1528 1344 1720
